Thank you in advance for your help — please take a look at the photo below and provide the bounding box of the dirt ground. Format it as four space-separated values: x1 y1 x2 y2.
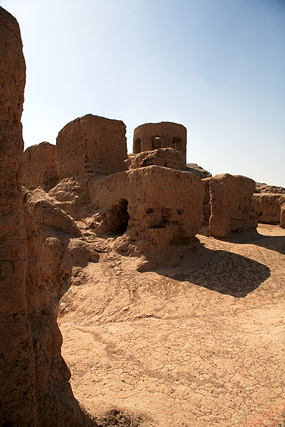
59 224 285 427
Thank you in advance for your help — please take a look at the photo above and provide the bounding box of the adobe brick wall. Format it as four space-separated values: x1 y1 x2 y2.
209 174 257 238
24 141 58 189
57 114 127 180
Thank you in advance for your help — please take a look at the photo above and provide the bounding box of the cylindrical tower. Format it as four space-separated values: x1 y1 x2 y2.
133 122 187 167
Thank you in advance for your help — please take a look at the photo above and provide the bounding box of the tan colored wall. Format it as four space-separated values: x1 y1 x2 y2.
133 122 187 167
89 166 204 248
23 192 88 426
252 193 285 224
24 141 58 189
0 8 37 425
0 8 94 426
209 174 257 238
57 114 127 180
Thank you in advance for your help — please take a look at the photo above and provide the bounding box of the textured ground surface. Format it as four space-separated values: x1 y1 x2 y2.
59 224 285 427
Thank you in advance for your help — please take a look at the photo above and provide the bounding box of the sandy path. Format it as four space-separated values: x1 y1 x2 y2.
59 224 285 426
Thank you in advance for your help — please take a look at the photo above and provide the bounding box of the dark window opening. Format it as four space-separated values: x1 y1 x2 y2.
151 135 162 150
172 136 182 151
134 137 141 153
110 199 130 235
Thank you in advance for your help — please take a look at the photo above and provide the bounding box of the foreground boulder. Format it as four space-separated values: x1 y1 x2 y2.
209 174 257 238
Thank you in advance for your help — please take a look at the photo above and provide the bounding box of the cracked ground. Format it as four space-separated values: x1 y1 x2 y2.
59 224 285 427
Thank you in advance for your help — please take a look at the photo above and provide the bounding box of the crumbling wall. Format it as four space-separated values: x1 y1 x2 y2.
23 195 88 426
0 7 94 426
0 7 37 424
129 147 183 170
133 122 187 167
24 141 58 190
48 177 91 220
23 189 99 300
209 174 257 238
255 182 285 194
57 114 127 180
252 193 285 224
89 166 204 250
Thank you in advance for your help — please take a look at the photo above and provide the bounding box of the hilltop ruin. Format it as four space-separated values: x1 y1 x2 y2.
23 112 269 249
1 5 285 426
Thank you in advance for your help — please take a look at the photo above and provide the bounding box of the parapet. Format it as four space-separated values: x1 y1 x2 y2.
133 122 187 167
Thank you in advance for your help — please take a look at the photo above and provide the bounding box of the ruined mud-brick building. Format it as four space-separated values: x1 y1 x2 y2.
133 122 187 167
50 115 204 249
89 165 204 250
22 112 261 242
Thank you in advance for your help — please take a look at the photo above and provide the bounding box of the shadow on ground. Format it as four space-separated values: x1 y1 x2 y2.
222 229 285 255
140 242 271 298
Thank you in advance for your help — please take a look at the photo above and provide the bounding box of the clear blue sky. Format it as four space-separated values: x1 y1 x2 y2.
2 0 285 186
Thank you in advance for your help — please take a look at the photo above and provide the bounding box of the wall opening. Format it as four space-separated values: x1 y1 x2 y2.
134 137 141 153
110 199 130 235
172 137 182 151
151 135 162 150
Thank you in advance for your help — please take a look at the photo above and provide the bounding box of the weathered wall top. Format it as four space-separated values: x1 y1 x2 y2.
57 114 127 180
133 122 187 167
209 173 257 237
24 141 58 189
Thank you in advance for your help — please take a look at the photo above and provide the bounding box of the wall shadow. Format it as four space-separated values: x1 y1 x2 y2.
141 242 271 298
222 229 285 255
